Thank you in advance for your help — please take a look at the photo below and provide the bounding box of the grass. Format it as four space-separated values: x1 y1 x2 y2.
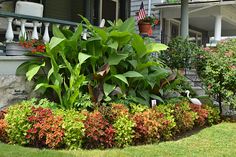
0 122 236 157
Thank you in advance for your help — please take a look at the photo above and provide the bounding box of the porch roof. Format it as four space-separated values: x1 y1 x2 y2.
154 0 236 36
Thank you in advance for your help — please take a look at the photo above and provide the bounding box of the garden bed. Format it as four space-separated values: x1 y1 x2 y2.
0 98 220 150
0 122 235 157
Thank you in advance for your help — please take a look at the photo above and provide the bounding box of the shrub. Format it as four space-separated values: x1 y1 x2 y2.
129 103 148 114
99 103 129 123
110 103 129 121
159 37 200 69
173 102 197 133
203 105 220 125
26 107 64 148
38 98 58 109
0 119 8 143
156 104 176 140
201 39 236 113
54 109 86 150
83 111 115 149
5 101 33 145
190 104 208 126
113 115 135 147
132 109 162 144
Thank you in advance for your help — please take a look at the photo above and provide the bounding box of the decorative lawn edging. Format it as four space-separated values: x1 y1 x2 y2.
0 99 220 150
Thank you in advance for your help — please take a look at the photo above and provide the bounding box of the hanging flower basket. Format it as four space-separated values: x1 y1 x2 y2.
138 16 159 36
138 22 153 36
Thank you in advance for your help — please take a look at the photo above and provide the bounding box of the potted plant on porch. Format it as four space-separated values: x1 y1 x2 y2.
138 15 159 36
5 39 45 56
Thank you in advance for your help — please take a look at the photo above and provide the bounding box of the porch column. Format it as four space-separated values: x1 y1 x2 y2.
180 0 189 38
214 15 222 42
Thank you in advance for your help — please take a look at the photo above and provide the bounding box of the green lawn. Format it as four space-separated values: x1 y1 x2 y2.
0 122 236 157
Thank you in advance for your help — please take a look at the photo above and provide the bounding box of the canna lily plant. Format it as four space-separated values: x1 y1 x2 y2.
17 16 169 109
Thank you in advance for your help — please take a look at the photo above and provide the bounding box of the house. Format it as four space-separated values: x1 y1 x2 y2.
137 0 236 46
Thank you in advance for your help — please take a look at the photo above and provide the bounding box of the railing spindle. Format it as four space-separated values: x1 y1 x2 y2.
19 19 27 40
5 17 14 42
31 21 39 40
43 22 50 43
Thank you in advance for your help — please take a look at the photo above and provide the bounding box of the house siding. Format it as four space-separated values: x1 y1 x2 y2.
130 0 161 17
130 0 161 42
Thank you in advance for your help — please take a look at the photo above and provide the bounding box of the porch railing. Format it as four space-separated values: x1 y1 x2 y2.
0 11 78 43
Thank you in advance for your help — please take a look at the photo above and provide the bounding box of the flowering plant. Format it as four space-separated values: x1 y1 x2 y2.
138 15 159 26
19 39 46 53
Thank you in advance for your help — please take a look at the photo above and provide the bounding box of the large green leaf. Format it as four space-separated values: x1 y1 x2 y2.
123 71 143 78
70 24 83 42
104 83 116 97
146 43 168 53
108 41 118 50
49 37 65 50
52 25 65 38
113 74 129 85
26 62 45 81
78 52 91 65
110 31 131 45
108 53 128 65
118 17 136 33
150 94 164 103
35 83 62 104
132 34 146 57
94 27 108 41
16 60 40 75
128 60 138 69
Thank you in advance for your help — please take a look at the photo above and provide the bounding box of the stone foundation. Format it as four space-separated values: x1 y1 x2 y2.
0 75 36 108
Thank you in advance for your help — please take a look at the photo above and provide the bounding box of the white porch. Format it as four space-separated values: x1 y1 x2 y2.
155 0 236 44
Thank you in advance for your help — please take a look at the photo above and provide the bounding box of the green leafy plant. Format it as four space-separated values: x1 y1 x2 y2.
18 16 168 108
129 103 148 114
172 101 197 133
160 37 200 70
80 17 168 106
113 115 135 147
5 100 34 145
156 104 176 140
37 98 58 109
203 105 220 125
54 109 86 150
17 25 90 109
201 39 236 114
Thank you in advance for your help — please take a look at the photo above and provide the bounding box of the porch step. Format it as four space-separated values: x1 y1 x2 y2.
192 86 206 96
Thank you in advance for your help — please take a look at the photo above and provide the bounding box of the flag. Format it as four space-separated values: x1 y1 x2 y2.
137 2 146 22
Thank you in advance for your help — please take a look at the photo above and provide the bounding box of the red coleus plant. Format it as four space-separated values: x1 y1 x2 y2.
20 39 46 53
83 111 115 149
190 104 208 126
26 107 64 148
0 119 8 143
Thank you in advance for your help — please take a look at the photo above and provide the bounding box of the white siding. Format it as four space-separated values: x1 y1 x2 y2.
130 0 162 42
